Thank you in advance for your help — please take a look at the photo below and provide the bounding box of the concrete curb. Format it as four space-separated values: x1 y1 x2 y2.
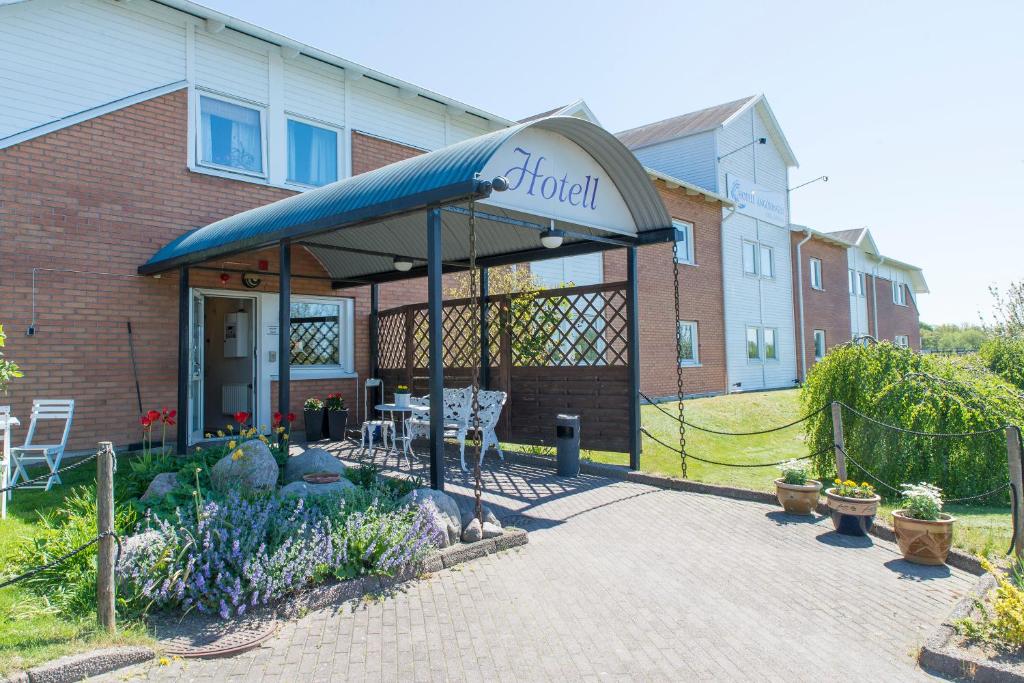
510 451 984 575
2 646 155 683
917 572 1024 682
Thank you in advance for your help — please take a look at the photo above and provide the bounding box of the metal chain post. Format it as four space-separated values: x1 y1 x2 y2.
469 199 484 523
671 240 687 478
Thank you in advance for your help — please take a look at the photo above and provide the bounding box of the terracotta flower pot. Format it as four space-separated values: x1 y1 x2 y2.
774 478 822 515
892 510 955 565
825 488 881 536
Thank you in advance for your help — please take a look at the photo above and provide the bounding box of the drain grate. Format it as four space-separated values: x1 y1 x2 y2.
153 609 279 658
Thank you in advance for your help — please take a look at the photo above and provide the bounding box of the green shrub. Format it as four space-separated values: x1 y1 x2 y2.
979 336 1024 393
956 559 1024 648
779 460 810 485
802 341 1023 500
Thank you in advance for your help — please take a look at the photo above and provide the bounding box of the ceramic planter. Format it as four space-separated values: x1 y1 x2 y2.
892 510 955 565
303 407 324 442
774 479 822 515
327 409 349 440
394 392 410 408
825 488 881 536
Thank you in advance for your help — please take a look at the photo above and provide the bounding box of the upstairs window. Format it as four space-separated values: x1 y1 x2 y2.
892 282 908 306
287 119 339 187
813 329 826 360
858 272 867 297
742 241 758 275
810 258 823 290
199 95 264 175
673 220 695 265
760 245 774 278
848 269 857 295
894 334 910 348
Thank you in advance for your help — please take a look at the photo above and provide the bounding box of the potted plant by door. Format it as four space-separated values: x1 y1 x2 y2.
325 392 349 440
302 397 324 443
892 483 955 565
774 460 822 515
394 384 410 409
825 479 881 536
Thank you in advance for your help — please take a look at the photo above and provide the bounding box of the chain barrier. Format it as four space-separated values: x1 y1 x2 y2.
640 427 831 468
836 402 1009 438
670 240 687 478
639 392 828 436
0 451 99 495
0 530 121 590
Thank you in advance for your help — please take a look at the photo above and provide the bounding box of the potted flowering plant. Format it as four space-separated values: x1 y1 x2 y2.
325 392 349 440
394 384 410 409
892 483 955 565
303 397 324 443
825 479 880 536
774 460 822 515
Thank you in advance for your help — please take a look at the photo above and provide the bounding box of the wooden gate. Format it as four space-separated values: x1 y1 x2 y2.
376 281 631 452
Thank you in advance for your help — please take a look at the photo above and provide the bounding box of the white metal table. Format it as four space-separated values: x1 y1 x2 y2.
0 413 20 519
374 403 423 460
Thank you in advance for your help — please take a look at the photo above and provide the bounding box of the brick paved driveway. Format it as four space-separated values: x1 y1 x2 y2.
97 450 973 681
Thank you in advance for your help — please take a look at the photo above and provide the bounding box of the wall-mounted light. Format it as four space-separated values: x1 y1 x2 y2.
393 256 414 272
540 222 565 249
220 272 230 284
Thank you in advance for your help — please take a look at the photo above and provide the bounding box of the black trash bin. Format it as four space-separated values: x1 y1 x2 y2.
555 414 581 477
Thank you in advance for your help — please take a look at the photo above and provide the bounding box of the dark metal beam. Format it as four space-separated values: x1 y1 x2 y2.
278 240 292 432
176 266 189 455
626 246 641 470
369 283 379 379
426 207 445 491
189 265 352 283
479 267 490 390
297 240 470 269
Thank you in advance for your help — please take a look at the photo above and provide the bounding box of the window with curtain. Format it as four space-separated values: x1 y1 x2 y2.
290 301 341 366
287 119 338 187
199 95 263 174
678 321 698 365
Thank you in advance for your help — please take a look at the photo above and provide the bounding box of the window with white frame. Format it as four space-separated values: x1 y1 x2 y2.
764 328 778 360
848 269 857 295
894 334 910 348
858 272 867 297
287 119 339 187
760 245 774 278
813 329 826 360
746 326 761 361
892 281 908 306
810 258 823 290
199 94 265 175
673 220 695 265
289 298 353 373
678 320 699 365
742 241 758 275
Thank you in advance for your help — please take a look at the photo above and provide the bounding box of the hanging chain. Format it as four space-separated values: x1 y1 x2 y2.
468 198 484 523
671 240 688 478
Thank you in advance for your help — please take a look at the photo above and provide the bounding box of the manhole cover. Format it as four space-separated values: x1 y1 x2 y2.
152 609 279 658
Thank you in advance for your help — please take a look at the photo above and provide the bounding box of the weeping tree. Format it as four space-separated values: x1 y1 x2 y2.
0 324 22 394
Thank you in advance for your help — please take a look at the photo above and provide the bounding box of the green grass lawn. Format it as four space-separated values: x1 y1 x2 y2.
0 459 150 676
567 388 1013 559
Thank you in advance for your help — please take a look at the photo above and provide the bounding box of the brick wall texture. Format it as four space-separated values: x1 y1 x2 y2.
871 276 922 349
790 232 851 378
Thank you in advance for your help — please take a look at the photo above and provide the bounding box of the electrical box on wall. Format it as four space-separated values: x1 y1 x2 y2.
223 311 249 358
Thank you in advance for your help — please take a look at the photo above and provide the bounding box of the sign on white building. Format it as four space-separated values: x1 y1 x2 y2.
726 174 788 227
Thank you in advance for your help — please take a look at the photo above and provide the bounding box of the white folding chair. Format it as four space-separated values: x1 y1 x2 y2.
10 399 74 493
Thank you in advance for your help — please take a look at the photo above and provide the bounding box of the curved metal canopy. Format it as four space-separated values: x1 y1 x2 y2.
139 116 673 280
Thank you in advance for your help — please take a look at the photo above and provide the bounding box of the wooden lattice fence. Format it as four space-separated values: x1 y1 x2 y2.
376 281 631 452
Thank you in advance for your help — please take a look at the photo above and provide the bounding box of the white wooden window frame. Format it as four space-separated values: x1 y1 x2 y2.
810 258 823 290
894 334 910 348
813 329 826 360
892 281 908 306
288 295 356 380
858 272 867 297
746 326 761 363
194 89 269 180
672 220 695 265
848 268 856 295
759 245 774 279
763 327 779 361
742 240 758 276
677 320 699 366
283 113 346 189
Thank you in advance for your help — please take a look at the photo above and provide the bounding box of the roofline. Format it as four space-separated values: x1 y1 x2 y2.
808 225 929 293
150 0 515 127
789 224 852 248
645 167 733 206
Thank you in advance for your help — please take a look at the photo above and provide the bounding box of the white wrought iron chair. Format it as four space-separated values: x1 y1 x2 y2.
458 390 507 470
10 399 75 493
358 378 394 454
407 388 469 444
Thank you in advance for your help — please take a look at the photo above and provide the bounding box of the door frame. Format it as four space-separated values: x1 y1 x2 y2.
188 288 263 444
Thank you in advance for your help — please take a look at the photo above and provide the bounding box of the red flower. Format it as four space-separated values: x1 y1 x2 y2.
161 409 177 425
272 411 283 427
286 412 296 423
147 409 161 422
233 411 250 425
140 415 153 429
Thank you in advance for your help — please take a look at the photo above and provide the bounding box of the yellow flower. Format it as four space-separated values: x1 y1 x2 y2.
231 449 245 461
277 426 285 434
282 433 289 441
834 478 841 484
195 446 202 453
227 440 236 449
216 430 225 438
844 480 855 487
861 482 870 488
226 424 234 433
159 657 170 666
204 433 212 438
259 436 269 444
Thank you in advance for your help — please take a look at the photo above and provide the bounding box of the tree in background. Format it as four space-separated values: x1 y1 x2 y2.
919 322 988 352
977 279 1024 393
983 279 1024 339
0 324 23 394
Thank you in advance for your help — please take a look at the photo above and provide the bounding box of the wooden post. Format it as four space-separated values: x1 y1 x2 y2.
831 402 846 481
96 442 116 632
1007 426 1024 560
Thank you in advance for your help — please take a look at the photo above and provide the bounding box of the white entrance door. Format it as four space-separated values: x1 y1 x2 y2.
188 290 205 444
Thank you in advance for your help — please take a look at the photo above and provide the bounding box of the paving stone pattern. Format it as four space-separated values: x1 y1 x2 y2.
94 448 974 681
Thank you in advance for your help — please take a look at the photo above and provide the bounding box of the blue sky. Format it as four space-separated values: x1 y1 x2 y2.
200 0 1022 325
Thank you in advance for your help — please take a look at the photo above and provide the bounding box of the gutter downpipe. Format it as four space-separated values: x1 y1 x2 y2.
871 255 886 338
795 229 813 382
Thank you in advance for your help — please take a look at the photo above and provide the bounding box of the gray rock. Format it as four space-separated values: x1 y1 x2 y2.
482 521 503 538
461 517 483 543
400 488 461 547
140 471 180 502
283 447 346 484
210 439 279 493
280 478 355 499
457 499 501 529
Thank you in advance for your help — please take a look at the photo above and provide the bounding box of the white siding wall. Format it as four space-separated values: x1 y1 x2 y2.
630 131 718 192
847 247 871 338
349 77 447 151
283 55 346 126
195 30 269 104
718 104 797 391
0 0 186 139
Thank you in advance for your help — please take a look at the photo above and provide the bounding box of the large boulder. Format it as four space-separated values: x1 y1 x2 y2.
283 448 346 484
210 439 279 493
400 488 461 547
456 499 502 530
140 472 180 502
461 518 482 543
279 478 355 499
